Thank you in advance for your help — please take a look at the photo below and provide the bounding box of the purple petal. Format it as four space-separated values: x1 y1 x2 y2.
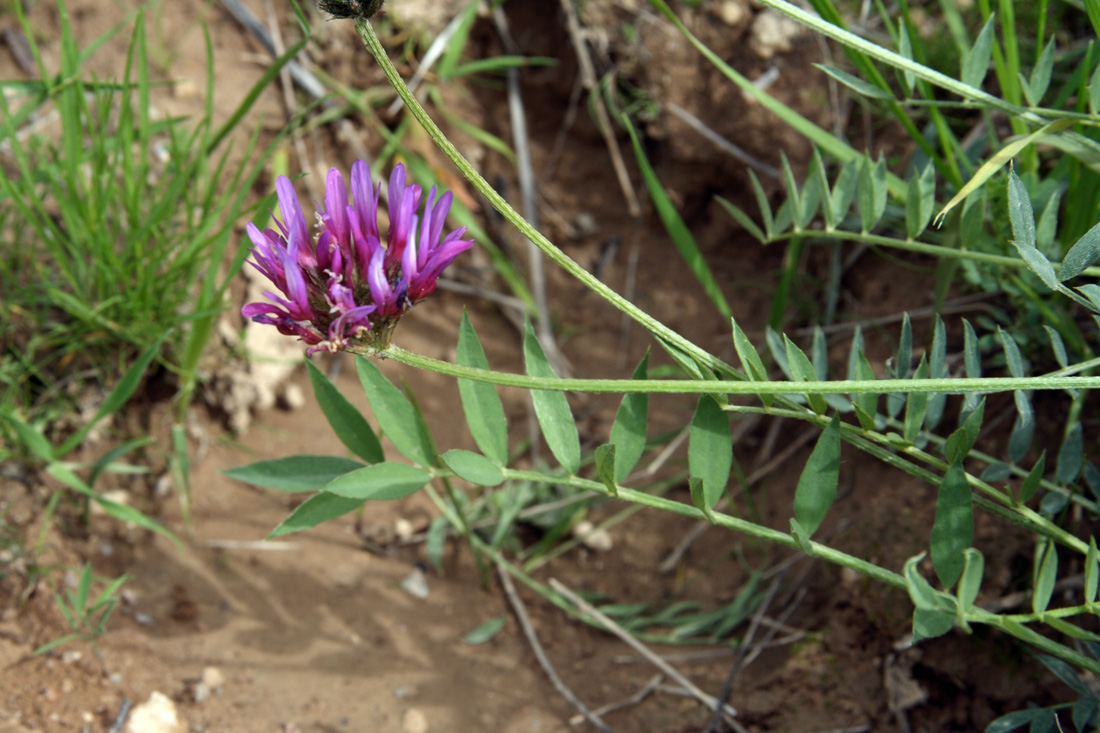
324 168 350 247
351 160 380 241
276 177 310 254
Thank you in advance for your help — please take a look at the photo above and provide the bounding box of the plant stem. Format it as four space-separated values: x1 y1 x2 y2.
357 344 1100 395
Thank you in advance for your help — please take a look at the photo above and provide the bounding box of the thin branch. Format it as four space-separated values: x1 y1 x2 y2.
548 578 745 731
568 675 662 727
498 564 614 732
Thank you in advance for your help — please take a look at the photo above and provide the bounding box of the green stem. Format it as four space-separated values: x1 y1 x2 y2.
773 227 1100 278
354 19 731 377
425 465 907 589
358 344 1100 395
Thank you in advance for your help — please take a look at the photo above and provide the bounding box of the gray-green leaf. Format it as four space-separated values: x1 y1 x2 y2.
324 462 431 501
793 416 841 537
523 317 580 475
457 312 509 466
688 395 732 509
931 459 973 589
224 455 366 492
442 449 505 487
305 359 383 463
356 357 435 466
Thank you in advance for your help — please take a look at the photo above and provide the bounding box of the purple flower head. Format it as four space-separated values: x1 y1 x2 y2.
242 161 473 353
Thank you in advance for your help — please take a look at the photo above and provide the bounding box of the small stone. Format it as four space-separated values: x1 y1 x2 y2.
192 683 211 704
199 667 224 691
572 521 613 552
400 567 429 600
135 612 153 626
716 0 749 25
402 708 428 733
749 10 804 59
125 691 183 733
394 519 415 542
173 78 198 99
62 651 82 664
61 678 74 694
393 686 418 699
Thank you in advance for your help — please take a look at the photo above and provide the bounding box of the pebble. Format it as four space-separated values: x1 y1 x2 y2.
192 667 225 703
402 708 428 733
124 691 182 733
393 686 418 699
716 0 749 25
200 667 224 690
572 521 613 552
135 612 153 626
399 568 429 600
749 10 804 59
394 518 415 542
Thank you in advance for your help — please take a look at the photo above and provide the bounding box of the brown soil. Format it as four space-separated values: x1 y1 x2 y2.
0 0 1072 731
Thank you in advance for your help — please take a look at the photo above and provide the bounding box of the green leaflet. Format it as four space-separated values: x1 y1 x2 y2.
688 395 732 510
224 455 366 492
931 458 973 589
610 352 650 483
463 617 506 645
594 444 619 496
456 312 509 466
356 356 435 467
523 317 580 475
956 548 985 614
305 359 383 464
442 449 505 487
1033 540 1058 616
793 415 841 537
324 462 431 501
269 492 365 539
1018 452 1046 504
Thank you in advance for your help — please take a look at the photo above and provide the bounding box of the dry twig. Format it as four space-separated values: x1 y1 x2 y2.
498 565 614 732
549 578 744 731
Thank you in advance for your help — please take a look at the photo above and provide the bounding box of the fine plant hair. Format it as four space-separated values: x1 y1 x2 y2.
227 1 1100 730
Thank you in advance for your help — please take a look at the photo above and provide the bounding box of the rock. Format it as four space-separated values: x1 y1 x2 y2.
716 0 750 26
125 691 183 733
400 567 429 600
200 667 224 691
394 519 415 542
749 10 804 59
572 521 613 552
402 708 428 733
